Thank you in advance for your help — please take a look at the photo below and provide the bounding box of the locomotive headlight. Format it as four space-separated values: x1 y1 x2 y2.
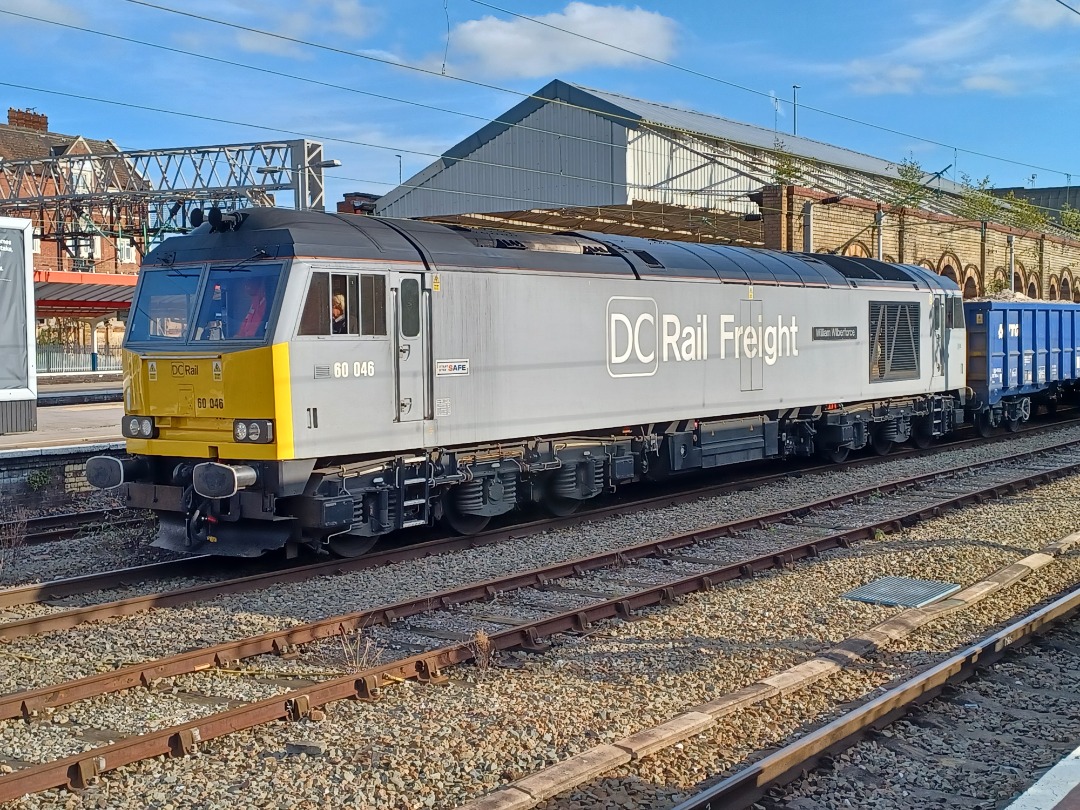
232 419 273 444
122 415 156 438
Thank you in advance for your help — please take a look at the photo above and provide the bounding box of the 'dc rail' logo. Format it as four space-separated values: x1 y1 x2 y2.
607 296 658 378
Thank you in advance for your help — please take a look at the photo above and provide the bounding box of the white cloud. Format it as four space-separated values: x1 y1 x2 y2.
962 73 1018 93
847 63 924 95
0 0 83 26
1010 0 1080 29
443 2 678 79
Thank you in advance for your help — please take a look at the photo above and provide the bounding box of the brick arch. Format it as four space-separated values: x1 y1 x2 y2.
843 241 872 258
1013 261 1027 294
1049 275 1059 301
938 251 962 283
991 266 1008 293
1062 272 1073 302
918 259 935 271
882 255 897 263
962 265 981 298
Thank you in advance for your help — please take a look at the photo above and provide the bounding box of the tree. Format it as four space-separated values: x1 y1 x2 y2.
769 138 802 186
888 156 929 209
1059 203 1080 234
999 191 1048 232
956 173 1001 224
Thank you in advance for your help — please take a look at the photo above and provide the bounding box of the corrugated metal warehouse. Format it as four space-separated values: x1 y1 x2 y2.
374 79 966 247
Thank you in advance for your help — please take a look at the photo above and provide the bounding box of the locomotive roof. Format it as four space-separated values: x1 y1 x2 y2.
144 207 959 292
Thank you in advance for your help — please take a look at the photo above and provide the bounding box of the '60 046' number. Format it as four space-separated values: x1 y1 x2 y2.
333 361 375 378
197 397 224 409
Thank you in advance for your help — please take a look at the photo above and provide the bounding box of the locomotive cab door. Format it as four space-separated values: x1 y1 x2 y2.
392 273 429 423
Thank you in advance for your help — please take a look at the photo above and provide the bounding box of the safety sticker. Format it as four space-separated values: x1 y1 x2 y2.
148 361 157 381
435 359 469 376
435 398 451 417
213 360 222 381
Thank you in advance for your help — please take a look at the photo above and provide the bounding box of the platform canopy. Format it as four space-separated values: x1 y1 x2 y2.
33 270 135 319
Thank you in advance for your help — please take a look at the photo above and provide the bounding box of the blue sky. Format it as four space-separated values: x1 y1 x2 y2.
1 0 1079 209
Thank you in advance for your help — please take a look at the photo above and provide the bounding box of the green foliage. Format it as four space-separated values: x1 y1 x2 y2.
769 138 802 186
986 275 1007 295
955 173 1002 223
888 156 930 209
1000 191 1048 232
26 469 51 492
1060 203 1080 233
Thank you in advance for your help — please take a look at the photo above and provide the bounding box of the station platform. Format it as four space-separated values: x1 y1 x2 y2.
0 401 123 454
36 376 124 407
1006 743 1080 809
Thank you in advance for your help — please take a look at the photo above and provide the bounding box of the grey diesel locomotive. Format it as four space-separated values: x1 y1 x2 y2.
86 207 970 557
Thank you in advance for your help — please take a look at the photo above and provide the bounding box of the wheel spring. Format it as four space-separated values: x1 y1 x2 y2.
455 481 486 514
877 421 899 441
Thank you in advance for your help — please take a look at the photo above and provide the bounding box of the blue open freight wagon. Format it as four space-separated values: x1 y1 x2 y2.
964 299 1080 434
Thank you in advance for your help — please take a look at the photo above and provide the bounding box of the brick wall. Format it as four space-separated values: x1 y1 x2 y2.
763 185 1080 300
0 446 124 513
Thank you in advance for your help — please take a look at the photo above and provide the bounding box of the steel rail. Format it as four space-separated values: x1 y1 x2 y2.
4 414 1077 612
1 440 1077 645
670 584 1080 810
1 452 1079 799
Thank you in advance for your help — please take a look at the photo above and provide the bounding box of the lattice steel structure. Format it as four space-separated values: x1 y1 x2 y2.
0 138 333 247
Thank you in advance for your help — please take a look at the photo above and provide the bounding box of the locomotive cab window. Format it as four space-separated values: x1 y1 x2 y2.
192 265 283 341
125 268 200 342
299 271 387 337
946 296 965 329
399 278 421 338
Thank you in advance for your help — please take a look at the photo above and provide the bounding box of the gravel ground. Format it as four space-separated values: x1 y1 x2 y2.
2 439 1075 697
772 625 1080 809
5 468 1080 809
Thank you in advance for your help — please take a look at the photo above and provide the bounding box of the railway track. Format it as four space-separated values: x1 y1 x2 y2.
671 585 1080 810
3 439 1080 800
11 509 144 547
3 411 1077 558
4 428 1080 637
5 414 1080 616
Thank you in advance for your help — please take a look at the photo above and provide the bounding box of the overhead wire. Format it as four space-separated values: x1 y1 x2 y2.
123 0 1079 181
4 6 1071 246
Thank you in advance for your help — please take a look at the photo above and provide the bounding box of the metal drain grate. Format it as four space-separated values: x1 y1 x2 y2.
842 576 960 608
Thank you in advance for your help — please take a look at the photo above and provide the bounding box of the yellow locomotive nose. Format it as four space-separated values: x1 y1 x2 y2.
122 345 294 461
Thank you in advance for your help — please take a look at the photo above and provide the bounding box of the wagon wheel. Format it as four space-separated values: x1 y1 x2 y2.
974 411 994 438
1006 417 1022 433
440 492 491 535
327 535 379 558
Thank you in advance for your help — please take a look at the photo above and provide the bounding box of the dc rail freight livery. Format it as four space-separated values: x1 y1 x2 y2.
85 207 1080 557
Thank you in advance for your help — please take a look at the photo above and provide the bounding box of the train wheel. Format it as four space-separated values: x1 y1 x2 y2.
441 495 491 535
327 535 379 558
543 494 581 517
974 411 994 438
1006 417 1022 433
817 445 850 464
870 432 894 456
911 420 933 449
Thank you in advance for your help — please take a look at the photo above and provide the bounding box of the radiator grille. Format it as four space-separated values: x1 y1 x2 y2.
869 301 920 382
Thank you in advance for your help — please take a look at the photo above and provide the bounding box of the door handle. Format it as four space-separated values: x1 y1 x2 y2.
399 344 411 359
400 397 413 413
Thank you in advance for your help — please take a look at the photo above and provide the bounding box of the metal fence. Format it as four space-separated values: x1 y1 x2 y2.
36 345 123 373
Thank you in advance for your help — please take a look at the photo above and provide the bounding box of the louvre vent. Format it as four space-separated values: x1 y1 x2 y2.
869 301 920 382
314 365 331 379
633 249 663 268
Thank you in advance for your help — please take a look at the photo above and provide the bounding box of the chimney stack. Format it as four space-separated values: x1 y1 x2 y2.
7 108 48 132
